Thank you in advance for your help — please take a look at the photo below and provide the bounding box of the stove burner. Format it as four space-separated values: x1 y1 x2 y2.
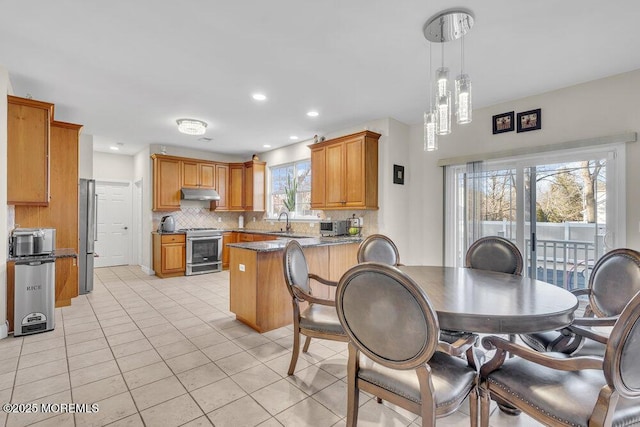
178 228 221 231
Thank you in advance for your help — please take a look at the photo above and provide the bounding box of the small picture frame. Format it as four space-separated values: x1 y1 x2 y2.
492 111 514 134
517 108 542 133
393 164 404 185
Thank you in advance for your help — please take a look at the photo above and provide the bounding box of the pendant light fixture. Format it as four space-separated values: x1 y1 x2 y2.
424 43 437 151
423 9 474 147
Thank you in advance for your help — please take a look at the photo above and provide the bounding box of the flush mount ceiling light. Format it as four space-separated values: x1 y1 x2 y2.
423 9 474 151
306 111 319 117
109 146 119 151
289 136 299 140
176 118 208 135
263 144 271 148
252 93 267 101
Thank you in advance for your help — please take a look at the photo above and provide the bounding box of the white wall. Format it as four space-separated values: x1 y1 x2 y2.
1 66 11 339
93 151 134 181
134 147 153 272
79 133 93 179
408 68 640 263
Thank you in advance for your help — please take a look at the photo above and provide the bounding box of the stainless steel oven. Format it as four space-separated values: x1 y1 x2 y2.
182 229 223 275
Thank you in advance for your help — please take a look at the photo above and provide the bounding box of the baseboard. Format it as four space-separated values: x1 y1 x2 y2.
0 320 8 340
141 265 155 276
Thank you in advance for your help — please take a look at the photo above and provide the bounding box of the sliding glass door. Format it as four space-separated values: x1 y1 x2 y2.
444 145 625 290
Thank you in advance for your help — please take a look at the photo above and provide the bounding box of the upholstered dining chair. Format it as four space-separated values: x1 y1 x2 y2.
479 289 640 427
336 262 478 427
520 248 640 357
282 240 348 375
465 236 523 275
356 234 402 266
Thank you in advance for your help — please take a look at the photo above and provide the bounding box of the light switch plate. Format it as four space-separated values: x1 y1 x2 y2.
239 264 245 272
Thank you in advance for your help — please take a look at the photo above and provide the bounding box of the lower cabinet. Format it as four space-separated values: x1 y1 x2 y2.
222 232 238 270
153 233 186 278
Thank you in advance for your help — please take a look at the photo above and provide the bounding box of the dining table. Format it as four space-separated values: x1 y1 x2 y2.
398 266 579 334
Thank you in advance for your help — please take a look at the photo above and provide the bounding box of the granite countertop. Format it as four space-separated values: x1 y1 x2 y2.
8 247 77 262
227 236 363 252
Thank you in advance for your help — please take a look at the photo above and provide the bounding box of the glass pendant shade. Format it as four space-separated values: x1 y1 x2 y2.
436 91 451 135
455 74 472 124
436 67 449 98
424 111 437 151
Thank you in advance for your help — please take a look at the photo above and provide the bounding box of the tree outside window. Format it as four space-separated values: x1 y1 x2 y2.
270 160 316 218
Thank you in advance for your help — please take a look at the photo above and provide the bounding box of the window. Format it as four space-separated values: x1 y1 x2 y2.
270 160 316 218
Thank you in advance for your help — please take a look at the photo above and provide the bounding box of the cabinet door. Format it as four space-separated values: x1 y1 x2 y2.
7 97 52 205
162 243 185 273
325 143 345 207
199 163 215 188
344 137 366 206
310 147 326 209
182 161 198 187
214 164 229 210
154 157 181 211
244 163 254 211
229 164 245 210
222 231 237 269
244 161 265 212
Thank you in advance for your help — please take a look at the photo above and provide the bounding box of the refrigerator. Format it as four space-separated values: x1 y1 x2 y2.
79 178 97 294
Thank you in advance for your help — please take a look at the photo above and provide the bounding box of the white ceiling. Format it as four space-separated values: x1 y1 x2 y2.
2 1 640 156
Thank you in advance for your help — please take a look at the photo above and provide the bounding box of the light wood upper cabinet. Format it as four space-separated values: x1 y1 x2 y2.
152 154 181 211
182 160 215 189
228 163 245 211
182 161 199 187
309 130 380 210
243 160 266 212
7 95 54 205
212 163 229 210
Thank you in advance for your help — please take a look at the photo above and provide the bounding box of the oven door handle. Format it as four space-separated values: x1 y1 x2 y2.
187 236 223 241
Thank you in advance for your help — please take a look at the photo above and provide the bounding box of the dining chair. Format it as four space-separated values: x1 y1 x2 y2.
465 236 523 275
520 248 640 357
336 262 478 427
282 240 348 375
479 289 640 427
356 234 402 266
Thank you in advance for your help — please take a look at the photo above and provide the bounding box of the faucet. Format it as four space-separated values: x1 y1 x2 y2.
278 212 291 233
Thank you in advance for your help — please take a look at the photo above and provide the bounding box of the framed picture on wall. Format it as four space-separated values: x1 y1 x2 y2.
517 108 542 132
492 111 514 134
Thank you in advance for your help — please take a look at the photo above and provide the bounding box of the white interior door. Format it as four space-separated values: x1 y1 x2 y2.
95 181 132 267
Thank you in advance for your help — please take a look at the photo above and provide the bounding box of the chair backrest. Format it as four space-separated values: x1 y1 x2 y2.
603 290 640 399
465 236 523 275
336 262 439 370
588 248 640 318
283 240 311 297
357 234 401 266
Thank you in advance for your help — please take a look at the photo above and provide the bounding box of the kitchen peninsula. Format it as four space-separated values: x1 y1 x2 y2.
228 236 361 332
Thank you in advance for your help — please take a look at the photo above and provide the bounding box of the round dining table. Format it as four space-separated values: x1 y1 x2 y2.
398 266 579 334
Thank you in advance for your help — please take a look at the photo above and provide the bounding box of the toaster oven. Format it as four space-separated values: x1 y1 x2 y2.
10 228 56 257
319 220 349 237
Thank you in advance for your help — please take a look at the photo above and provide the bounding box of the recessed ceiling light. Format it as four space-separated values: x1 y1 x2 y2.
263 144 271 148
306 111 319 117
289 136 299 140
109 146 119 151
252 93 267 101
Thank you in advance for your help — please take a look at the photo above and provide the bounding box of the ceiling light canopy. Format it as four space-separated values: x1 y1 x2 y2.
177 118 208 135
252 93 267 101
423 9 474 151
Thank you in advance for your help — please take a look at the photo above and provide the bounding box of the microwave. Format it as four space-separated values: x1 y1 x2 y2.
319 220 349 237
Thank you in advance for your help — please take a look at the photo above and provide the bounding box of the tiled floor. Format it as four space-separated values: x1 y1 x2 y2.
0 266 544 427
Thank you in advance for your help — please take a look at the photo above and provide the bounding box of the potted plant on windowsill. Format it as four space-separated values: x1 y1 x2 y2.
284 174 297 217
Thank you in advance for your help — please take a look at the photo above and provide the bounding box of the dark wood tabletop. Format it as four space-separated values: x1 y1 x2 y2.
399 266 579 334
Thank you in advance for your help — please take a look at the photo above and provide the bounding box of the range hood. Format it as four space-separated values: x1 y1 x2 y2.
180 188 221 201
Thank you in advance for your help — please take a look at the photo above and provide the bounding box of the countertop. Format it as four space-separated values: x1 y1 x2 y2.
8 247 77 262
227 236 363 252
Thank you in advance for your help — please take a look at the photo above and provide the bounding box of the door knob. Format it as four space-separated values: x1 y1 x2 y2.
123 226 128 230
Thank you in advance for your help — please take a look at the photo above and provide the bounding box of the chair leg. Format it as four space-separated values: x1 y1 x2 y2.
376 397 382 404
302 336 311 352
346 368 359 426
469 387 478 427
479 385 491 427
287 330 301 375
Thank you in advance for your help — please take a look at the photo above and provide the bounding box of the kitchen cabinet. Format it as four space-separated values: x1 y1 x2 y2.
222 231 237 270
7 95 54 206
211 163 229 210
309 130 380 210
152 233 186 277
228 163 245 211
152 154 181 211
243 160 266 212
182 160 215 189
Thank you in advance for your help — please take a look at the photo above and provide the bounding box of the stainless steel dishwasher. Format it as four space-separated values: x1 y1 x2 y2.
14 257 56 336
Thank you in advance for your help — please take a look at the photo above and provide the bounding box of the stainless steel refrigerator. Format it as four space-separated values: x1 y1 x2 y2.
79 178 97 294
